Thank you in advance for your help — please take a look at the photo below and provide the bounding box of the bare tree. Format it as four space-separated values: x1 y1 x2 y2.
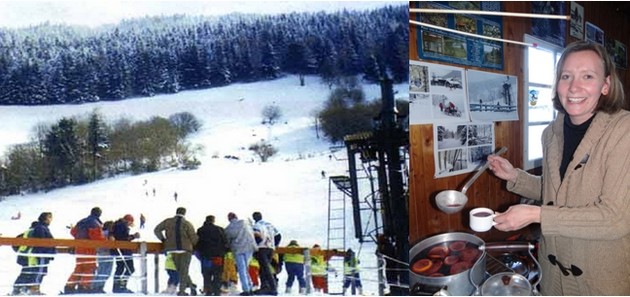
249 140 278 162
262 104 282 125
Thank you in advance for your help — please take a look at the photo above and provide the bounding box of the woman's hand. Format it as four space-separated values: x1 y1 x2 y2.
493 205 541 231
487 155 518 183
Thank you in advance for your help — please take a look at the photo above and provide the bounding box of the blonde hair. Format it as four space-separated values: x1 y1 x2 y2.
552 41 625 113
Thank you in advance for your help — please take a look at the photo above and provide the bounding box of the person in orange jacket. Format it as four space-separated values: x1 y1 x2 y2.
248 257 260 290
64 207 106 294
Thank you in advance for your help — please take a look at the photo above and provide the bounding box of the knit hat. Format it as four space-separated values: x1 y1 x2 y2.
228 212 237 220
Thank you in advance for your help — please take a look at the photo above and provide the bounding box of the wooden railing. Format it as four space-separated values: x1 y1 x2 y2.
0 237 345 294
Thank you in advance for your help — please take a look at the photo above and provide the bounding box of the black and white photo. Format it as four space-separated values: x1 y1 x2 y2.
466 69 519 122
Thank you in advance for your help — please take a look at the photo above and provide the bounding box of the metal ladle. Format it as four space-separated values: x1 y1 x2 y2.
436 147 508 214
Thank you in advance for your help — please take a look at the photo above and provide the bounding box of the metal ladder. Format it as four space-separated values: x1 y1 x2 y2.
327 175 351 295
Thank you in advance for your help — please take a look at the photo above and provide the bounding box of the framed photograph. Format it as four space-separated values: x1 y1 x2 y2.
570 2 584 39
585 22 604 45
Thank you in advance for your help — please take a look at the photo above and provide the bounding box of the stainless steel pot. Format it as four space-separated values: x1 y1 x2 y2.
479 242 542 296
410 232 486 296
481 272 532 296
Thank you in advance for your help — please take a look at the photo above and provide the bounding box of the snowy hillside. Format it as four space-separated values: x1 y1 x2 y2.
0 75 408 295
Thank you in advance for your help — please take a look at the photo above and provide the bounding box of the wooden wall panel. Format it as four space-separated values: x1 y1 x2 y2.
409 2 630 245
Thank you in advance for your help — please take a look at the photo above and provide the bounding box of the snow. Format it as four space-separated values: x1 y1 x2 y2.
0 75 408 296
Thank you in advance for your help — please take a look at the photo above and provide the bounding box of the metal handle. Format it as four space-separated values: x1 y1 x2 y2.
481 241 542 294
481 241 533 251
461 147 507 195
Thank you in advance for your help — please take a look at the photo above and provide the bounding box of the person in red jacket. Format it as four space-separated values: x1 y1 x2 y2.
64 207 106 294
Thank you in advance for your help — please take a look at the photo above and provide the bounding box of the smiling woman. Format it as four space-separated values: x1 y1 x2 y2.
487 40 630 295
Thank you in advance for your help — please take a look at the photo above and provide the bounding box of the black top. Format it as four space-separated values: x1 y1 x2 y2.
196 222 227 258
560 114 594 180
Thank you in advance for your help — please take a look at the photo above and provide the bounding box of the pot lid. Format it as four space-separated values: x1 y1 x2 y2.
481 272 531 296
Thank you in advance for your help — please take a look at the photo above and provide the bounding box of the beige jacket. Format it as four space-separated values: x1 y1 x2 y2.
508 111 630 295
154 214 199 253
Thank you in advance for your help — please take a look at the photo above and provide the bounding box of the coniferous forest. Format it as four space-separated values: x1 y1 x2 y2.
0 5 408 105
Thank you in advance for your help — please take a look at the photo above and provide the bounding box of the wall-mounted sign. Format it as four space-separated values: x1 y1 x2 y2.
531 1 566 47
415 1 504 70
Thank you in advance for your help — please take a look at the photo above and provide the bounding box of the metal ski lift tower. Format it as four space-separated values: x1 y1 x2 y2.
328 74 409 294
371 75 409 293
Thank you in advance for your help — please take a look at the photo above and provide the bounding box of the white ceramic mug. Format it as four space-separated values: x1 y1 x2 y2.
469 207 496 232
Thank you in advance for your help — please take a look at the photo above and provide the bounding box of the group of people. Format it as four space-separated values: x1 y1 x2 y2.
10 207 140 295
10 206 361 296
152 208 294 296
63 207 140 294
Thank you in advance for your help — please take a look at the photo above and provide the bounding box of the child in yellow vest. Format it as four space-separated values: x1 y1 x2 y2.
161 253 179 294
248 257 260 290
283 240 306 294
221 251 238 293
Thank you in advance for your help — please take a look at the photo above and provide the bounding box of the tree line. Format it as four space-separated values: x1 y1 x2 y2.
317 77 409 143
0 110 202 196
0 5 408 105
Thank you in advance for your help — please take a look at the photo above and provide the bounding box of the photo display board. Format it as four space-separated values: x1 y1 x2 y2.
415 1 504 70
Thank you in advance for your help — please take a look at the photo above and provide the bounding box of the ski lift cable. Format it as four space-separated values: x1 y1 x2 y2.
409 8 571 20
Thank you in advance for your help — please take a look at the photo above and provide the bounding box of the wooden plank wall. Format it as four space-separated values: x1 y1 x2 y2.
409 2 630 245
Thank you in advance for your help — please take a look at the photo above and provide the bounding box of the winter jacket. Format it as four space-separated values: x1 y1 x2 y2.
71 214 105 255
154 214 198 253
283 242 304 264
15 221 56 267
311 254 326 276
16 227 34 266
110 219 135 256
30 221 55 256
249 257 259 268
29 221 56 266
508 111 630 295
224 218 258 254
252 219 279 249
344 255 359 275
195 221 227 259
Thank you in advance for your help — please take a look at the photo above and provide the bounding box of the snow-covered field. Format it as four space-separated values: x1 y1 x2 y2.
0 75 408 295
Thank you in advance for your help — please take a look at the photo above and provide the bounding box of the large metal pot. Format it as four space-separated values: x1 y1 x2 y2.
410 232 486 296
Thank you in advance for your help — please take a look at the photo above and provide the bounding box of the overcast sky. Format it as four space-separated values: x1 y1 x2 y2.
0 1 405 29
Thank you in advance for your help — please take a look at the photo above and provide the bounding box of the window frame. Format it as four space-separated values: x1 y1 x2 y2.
522 35 563 170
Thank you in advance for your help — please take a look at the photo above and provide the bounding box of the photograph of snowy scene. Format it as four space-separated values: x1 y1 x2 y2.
409 63 428 93
408 93 431 124
434 123 494 178
0 1 409 296
466 69 518 122
409 61 468 125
